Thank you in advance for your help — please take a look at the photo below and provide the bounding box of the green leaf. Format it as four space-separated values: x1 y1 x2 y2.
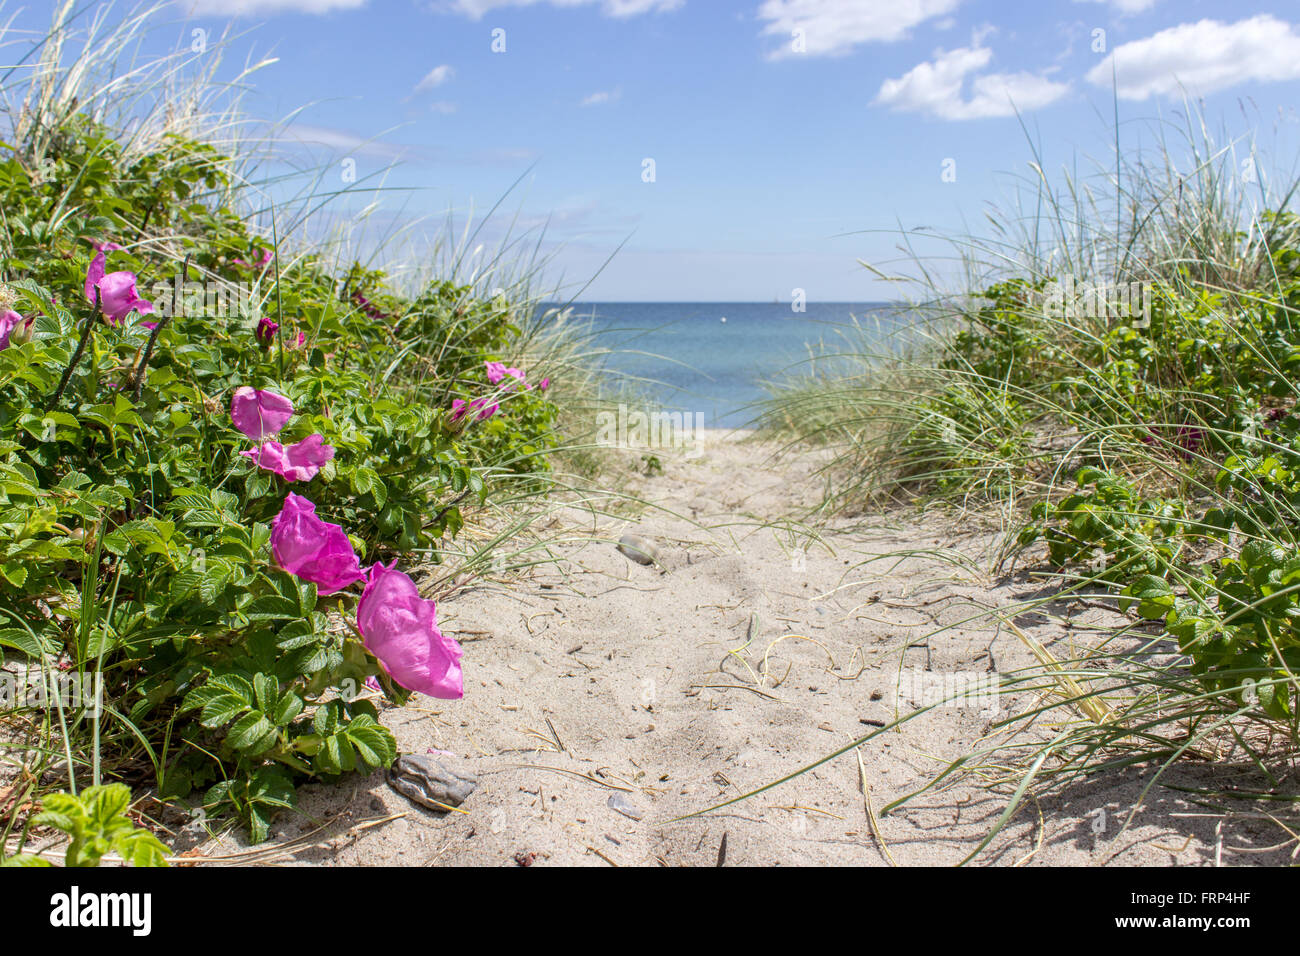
252 673 277 712
1119 574 1175 619
270 691 304 726
275 619 320 651
226 712 277 753
199 693 248 729
31 784 169 867
243 595 301 622
0 563 28 587
0 627 52 660
346 717 396 770
87 783 131 825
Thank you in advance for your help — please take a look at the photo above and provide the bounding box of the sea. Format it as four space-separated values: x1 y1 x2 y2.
541 302 909 428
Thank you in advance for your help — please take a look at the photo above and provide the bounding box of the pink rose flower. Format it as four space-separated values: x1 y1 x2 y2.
450 397 498 422
270 493 363 595
0 310 17 348
84 252 154 326
255 316 279 346
0 310 32 350
484 360 526 388
240 433 335 482
357 561 463 699
230 386 294 440
234 248 274 269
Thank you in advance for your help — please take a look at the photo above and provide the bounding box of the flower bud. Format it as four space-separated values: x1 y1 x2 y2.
8 315 35 346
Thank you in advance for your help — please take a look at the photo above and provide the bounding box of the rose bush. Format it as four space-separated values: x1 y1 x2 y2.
0 115 560 844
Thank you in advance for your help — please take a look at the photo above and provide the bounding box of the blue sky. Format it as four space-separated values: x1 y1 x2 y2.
23 1 1300 299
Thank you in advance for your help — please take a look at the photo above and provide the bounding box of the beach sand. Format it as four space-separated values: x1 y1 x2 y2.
178 430 1290 866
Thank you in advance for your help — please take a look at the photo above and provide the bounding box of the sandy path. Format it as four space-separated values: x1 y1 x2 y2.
194 432 1290 866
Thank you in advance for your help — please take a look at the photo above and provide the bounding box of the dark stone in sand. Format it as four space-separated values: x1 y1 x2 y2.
388 754 478 811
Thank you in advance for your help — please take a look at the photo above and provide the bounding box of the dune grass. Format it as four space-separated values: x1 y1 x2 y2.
753 102 1300 857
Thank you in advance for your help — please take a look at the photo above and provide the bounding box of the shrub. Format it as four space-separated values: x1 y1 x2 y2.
0 115 559 847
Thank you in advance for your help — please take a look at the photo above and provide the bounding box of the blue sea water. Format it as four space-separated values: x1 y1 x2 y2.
542 302 906 428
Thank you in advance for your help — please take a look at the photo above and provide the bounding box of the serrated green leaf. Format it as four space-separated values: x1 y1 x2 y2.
199 693 248 729
226 712 276 753
270 691 303 726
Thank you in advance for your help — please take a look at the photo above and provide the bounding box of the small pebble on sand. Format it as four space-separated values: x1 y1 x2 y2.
617 532 659 566
607 792 644 821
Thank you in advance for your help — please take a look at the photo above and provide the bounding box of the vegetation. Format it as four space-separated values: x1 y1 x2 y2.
0 5 578 861
762 107 1300 847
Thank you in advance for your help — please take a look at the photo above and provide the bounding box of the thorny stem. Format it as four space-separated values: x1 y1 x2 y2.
47 287 99 412
427 488 472 529
131 254 188 401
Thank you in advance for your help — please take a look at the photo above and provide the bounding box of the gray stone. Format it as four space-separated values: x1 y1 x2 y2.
388 754 478 811
617 533 659 566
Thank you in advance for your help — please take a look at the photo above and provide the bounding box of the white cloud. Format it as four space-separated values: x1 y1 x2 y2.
439 0 681 19
1073 0 1158 15
429 101 458 114
185 0 366 14
875 44 1069 119
1086 15 1300 100
757 0 961 59
413 64 455 94
269 124 534 165
580 88 621 106
276 123 409 160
